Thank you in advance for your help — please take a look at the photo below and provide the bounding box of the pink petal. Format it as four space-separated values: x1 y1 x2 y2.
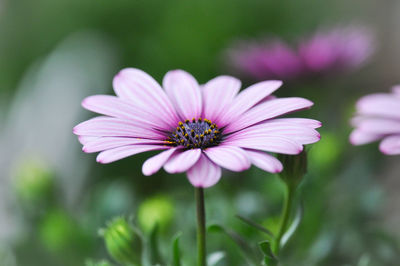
224 97 314 133
270 118 322 129
245 150 283 173
201 76 241 125
224 136 303 155
113 68 179 126
356 94 400 119
204 145 251 172
163 148 202 173
78 135 99 145
96 145 168 164
142 148 178 176
163 70 202 120
83 137 165 153
349 129 381 145
187 154 222 188
379 135 400 155
73 116 165 139
82 95 172 130
353 118 400 135
219 80 282 125
392 85 400 96
226 120 321 145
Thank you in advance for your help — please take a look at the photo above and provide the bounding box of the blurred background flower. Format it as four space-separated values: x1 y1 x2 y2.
1 0 400 265
226 25 374 81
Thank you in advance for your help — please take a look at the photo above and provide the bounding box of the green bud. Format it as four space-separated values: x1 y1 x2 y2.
13 157 54 203
101 217 141 265
137 195 174 233
278 150 308 187
39 209 81 253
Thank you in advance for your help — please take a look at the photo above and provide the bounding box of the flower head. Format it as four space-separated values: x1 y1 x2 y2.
73 68 321 187
350 86 400 155
226 26 374 81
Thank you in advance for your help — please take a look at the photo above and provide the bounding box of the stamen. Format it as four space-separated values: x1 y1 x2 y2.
167 117 222 149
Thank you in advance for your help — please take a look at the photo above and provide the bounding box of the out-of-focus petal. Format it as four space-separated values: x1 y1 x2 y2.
96 145 168 164
349 129 381 145
113 68 179 126
163 70 202 120
356 94 400 119
224 97 313 133
353 118 400 135
245 149 283 173
142 148 178 176
379 135 400 155
187 154 222 188
202 76 240 125
163 148 202 173
204 145 250 172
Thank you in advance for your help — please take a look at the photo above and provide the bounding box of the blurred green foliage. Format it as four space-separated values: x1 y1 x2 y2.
1 0 399 265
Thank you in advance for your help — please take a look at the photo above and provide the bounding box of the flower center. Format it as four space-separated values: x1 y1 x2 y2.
167 118 222 149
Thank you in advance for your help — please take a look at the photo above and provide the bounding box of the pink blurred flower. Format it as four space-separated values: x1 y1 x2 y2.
227 26 374 80
350 86 400 155
229 39 303 80
73 68 321 187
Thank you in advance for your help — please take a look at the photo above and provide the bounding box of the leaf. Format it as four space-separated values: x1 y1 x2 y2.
258 241 278 266
207 251 225 266
236 215 275 239
208 224 259 265
171 232 182 266
280 202 303 247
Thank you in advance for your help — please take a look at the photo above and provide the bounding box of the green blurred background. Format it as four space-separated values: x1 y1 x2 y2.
1 0 399 265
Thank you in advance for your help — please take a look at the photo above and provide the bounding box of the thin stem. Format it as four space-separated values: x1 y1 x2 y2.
274 183 295 255
195 187 206 266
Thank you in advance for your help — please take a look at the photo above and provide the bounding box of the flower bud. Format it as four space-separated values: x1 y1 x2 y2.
100 217 141 265
13 157 54 203
278 150 308 187
137 195 174 233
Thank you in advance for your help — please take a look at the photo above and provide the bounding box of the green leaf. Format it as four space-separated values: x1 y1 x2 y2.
258 241 278 266
280 202 303 248
236 215 275 239
171 232 182 266
208 224 259 265
207 251 225 266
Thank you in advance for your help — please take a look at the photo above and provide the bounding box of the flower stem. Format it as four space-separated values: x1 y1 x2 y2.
274 183 295 255
195 187 206 266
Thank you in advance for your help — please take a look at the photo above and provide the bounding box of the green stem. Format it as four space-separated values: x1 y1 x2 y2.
274 183 295 255
195 187 206 266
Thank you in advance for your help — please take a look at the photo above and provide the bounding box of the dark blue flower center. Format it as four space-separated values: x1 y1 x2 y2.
167 118 222 149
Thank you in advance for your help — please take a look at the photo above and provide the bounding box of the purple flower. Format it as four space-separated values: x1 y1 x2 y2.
73 68 321 187
350 86 400 155
228 39 303 80
227 26 374 80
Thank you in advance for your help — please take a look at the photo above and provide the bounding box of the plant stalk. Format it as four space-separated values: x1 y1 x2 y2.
274 183 295 255
195 187 206 266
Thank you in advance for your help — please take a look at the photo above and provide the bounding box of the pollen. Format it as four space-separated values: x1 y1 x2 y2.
167 117 222 149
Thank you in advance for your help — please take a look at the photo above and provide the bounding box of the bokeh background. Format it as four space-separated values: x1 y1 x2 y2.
1 0 400 265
